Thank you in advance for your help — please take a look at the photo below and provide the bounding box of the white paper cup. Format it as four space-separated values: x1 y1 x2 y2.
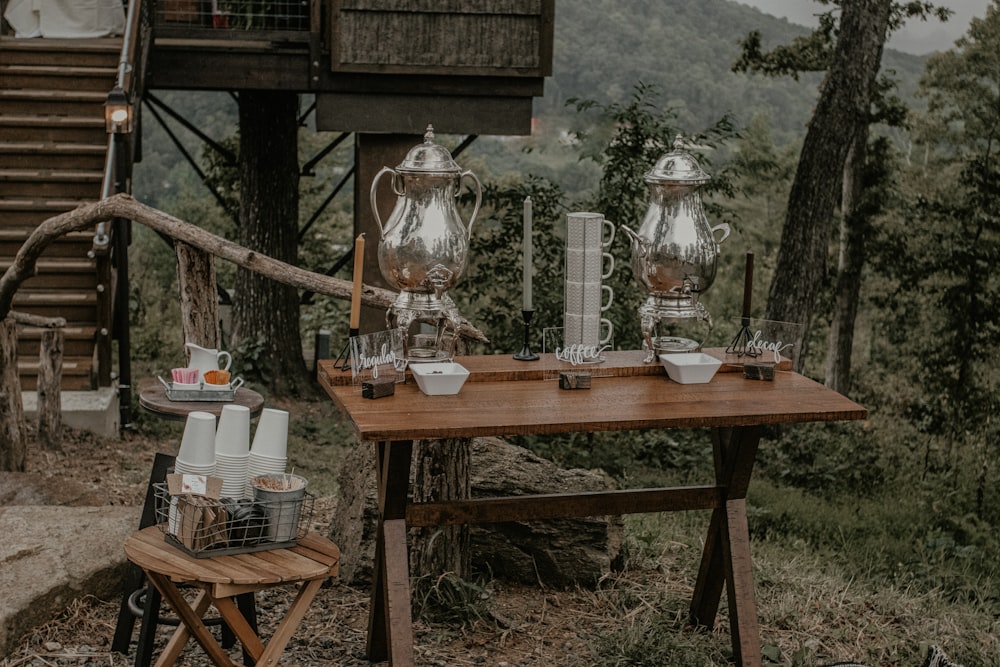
177 411 216 467
215 405 251 457
251 408 289 459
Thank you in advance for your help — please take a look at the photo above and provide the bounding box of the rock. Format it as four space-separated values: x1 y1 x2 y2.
0 505 139 657
328 437 622 588
0 472 105 506
469 437 622 588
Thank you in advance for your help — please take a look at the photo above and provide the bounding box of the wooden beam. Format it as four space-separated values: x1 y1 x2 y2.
405 486 726 527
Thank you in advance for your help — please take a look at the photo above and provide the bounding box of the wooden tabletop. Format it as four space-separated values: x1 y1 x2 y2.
124 526 340 587
317 352 867 442
138 379 266 422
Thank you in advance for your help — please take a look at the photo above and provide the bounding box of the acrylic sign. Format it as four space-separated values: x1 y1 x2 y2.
350 328 407 387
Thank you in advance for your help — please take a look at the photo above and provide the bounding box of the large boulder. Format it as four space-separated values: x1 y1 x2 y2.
329 436 622 588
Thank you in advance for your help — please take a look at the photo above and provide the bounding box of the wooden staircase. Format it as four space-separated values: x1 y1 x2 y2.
0 37 120 390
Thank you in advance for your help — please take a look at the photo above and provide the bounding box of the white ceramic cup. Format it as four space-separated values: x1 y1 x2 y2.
563 314 614 347
177 411 217 467
251 408 289 459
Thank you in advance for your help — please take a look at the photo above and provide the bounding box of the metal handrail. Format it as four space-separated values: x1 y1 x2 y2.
99 0 150 430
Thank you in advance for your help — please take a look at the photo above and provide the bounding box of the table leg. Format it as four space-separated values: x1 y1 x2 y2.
144 572 236 667
155 589 212 667
254 578 326 667
689 426 762 667
366 440 415 666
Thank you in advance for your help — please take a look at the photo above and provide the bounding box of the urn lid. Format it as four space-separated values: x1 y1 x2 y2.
396 125 462 174
645 135 711 185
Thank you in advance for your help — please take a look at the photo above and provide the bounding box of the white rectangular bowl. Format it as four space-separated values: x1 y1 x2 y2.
410 362 470 395
659 352 722 384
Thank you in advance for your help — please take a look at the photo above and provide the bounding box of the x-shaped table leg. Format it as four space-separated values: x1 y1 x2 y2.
690 426 763 666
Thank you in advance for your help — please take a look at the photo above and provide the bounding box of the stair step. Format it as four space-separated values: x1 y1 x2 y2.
0 168 104 198
0 114 106 143
12 290 98 321
18 356 95 391
0 198 96 226
17 325 98 357
0 88 107 116
0 142 106 169
0 64 117 91
0 258 98 288
0 37 120 67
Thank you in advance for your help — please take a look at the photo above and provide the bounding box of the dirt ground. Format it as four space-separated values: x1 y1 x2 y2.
2 411 679 667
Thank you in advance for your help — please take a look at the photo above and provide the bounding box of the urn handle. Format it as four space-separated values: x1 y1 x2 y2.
711 222 731 244
459 169 483 239
369 166 402 239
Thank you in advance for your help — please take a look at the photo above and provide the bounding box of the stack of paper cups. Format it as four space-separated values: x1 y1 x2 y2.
214 405 251 499
174 411 216 477
246 408 289 498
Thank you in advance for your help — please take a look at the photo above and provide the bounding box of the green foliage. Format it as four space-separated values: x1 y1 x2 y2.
412 571 496 627
460 176 568 353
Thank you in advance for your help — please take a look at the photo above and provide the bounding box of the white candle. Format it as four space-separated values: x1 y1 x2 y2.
523 196 533 311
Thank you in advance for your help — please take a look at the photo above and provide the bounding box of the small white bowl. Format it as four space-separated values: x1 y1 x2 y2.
410 362 470 395
659 352 722 384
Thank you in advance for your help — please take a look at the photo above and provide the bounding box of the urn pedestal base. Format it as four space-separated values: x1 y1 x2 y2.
638 296 713 363
387 292 462 363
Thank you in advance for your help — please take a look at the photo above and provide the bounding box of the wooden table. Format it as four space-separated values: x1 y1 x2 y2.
123 526 340 667
138 379 265 422
317 351 866 666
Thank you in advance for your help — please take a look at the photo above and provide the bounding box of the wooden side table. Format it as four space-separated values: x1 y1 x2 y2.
137 379 265 422
123 526 340 667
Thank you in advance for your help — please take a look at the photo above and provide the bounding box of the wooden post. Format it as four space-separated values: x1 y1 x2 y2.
0 316 27 471
176 242 221 356
36 328 64 451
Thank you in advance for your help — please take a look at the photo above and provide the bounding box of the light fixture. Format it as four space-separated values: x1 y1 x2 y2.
105 86 132 134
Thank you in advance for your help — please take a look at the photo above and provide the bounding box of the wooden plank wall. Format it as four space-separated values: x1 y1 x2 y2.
331 0 554 76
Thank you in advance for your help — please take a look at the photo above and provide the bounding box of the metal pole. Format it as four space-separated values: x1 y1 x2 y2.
113 132 133 430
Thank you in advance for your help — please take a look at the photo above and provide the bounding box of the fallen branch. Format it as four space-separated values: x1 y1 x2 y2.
0 193 488 343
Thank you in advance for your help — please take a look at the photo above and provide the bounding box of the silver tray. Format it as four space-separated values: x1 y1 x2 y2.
158 376 245 402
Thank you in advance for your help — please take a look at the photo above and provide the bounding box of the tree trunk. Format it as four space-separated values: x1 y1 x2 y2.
0 317 27 471
825 130 868 393
176 243 220 352
233 91 307 395
36 328 63 451
765 0 891 372
409 439 471 578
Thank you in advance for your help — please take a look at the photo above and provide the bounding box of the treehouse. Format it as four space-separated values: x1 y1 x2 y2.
0 0 555 433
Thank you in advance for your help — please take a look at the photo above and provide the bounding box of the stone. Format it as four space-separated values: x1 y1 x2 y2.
329 436 623 589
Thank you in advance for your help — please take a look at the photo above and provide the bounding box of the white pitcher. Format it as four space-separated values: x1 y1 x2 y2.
185 342 232 382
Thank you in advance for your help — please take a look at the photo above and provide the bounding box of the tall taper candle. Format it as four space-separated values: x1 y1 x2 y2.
523 196 533 311
741 250 754 319
349 233 365 331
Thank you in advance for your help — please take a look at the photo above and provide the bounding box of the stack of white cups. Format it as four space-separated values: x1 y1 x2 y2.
564 212 615 348
245 408 289 499
214 405 251 499
174 411 216 477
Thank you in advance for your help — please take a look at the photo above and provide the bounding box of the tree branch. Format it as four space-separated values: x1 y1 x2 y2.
0 193 488 343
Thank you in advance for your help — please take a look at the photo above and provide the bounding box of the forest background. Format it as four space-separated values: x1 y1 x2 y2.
120 0 999 664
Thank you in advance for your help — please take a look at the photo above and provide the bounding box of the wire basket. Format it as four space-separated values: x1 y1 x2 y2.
153 482 315 558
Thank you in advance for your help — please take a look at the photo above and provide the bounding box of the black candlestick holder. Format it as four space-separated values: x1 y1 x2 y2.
333 327 359 371
513 309 539 361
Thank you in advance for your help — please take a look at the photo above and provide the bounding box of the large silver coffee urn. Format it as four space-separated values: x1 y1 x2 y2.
621 137 730 361
371 125 482 361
